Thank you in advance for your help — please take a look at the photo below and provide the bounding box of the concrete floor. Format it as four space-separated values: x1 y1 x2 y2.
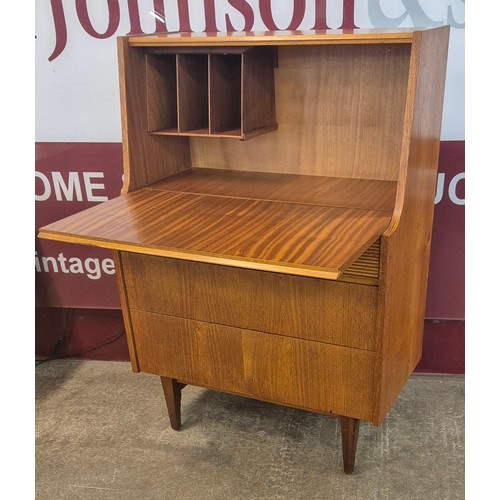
35 360 464 500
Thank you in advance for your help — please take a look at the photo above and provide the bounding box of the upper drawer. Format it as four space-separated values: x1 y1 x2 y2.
121 252 377 350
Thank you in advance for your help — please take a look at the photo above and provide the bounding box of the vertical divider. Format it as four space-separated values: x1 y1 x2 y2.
240 54 244 138
208 54 213 135
175 54 181 133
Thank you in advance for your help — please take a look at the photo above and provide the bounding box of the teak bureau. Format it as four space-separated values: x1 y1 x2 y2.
38 28 450 474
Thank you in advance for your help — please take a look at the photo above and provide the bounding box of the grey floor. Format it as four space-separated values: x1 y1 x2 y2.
36 360 464 500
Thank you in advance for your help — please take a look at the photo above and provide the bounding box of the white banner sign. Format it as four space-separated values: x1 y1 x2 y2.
35 0 464 142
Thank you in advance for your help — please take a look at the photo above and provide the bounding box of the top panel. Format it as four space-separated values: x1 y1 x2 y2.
127 29 421 47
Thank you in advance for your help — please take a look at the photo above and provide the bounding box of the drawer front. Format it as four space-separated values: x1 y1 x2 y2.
122 252 377 351
130 309 375 421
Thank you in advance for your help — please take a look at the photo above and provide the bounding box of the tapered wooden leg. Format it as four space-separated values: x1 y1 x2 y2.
160 377 183 430
339 416 360 474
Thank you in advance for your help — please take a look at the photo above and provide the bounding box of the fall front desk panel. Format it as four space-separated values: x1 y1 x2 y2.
39 167 397 422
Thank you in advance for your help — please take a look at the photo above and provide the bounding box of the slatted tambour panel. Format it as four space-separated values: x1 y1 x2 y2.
339 240 380 286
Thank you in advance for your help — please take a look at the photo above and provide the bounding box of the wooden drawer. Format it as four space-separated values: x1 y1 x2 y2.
130 309 375 421
121 252 378 351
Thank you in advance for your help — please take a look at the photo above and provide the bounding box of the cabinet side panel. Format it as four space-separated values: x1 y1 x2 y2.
117 37 191 192
113 251 140 372
191 44 410 180
373 27 450 424
130 310 375 421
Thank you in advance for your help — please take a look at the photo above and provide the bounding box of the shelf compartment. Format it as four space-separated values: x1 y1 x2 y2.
241 47 277 137
176 54 209 133
209 54 241 135
146 54 177 132
146 47 277 140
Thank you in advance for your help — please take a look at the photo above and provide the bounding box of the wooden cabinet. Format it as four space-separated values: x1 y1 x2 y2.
38 28 450 474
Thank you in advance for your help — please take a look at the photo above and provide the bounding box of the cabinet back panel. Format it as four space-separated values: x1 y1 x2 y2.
190 44 410 180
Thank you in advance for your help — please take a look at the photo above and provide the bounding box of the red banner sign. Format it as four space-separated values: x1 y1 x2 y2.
35 141 464 320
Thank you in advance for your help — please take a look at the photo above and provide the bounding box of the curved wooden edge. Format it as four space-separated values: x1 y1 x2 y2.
384 26 450 237
117 37 131 195
382 31 422 237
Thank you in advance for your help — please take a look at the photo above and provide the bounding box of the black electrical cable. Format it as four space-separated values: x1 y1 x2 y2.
35 331 126 366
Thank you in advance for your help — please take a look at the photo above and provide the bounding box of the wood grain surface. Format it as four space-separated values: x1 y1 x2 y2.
130 310 375 421
150 168 397 211
146 53 177 132
209 54 241 134
241 47 277 136
190 44 410 180
121 252 378 351
112 251 140 373
177 54 209 132
38 181 393 280
339 239 380 285
37 29 451 441
373 26 450 425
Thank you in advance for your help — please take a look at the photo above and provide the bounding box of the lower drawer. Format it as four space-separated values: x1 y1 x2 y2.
130 309 375 421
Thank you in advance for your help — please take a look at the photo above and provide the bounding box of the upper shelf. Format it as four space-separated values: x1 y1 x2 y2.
127 29 421 47
38 168 396 280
